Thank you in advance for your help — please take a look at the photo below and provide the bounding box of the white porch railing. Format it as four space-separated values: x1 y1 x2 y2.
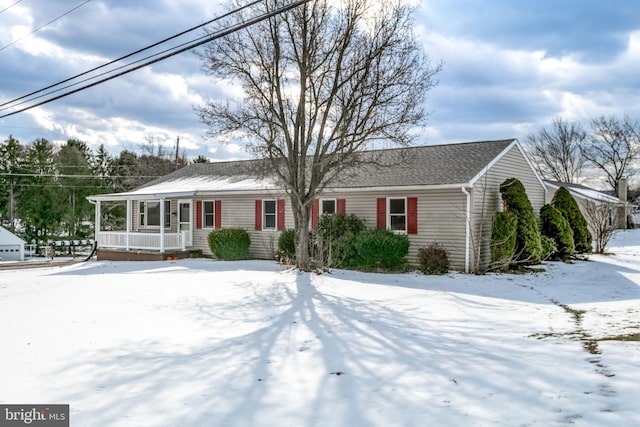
97 231 185 251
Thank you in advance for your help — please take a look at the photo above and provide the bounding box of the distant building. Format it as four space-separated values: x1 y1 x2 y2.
0 226 25 261
545 181 637 230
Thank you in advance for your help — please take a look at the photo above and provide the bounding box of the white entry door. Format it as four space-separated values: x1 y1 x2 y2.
178 201 192 247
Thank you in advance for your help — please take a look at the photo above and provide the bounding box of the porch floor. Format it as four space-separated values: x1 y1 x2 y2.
97 249 199 261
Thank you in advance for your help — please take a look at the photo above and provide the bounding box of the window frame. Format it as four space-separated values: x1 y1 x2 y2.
320 198 337 215
138 200 171 229
263 199 277 231
387 197 407 233
202 200 215 229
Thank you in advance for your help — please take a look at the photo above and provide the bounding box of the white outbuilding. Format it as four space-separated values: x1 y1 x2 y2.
0 226 25 261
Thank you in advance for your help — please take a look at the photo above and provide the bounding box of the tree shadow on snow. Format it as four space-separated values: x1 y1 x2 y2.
51 271 616 426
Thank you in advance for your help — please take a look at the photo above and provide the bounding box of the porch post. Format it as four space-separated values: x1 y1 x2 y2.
126 199 132 250
95 200 101 243
159 198 165 253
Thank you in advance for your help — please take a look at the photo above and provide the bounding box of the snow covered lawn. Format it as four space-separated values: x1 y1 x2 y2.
1 230 639 426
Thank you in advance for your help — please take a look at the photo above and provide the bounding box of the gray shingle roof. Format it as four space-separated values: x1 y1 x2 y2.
331 139 515 188
138 139 516 192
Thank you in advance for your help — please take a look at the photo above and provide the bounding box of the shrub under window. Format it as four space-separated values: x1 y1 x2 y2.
208 228 251 260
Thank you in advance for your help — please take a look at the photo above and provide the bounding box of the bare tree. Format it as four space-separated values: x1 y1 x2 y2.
197 0 441 270
526 117 587 183
583 200 617 253
582 115 640 195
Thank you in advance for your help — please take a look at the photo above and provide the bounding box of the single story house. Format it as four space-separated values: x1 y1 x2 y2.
545 181 635 231
87 139 547 272
0 225 25 261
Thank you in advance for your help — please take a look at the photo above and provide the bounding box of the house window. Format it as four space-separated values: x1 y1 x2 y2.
263 200 277 230
165 201 171 227
203 201 215 228
321 199 336 215
139 200 171 228
388 197 407 232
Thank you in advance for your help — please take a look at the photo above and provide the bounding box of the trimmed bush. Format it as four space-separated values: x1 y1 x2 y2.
207 228 251 260
551 187 592 253
352 228 409 271
540 235 558 261
500 178 543 264
540 204 575 260
278 229 296 259
418 242 450 275
490 211 517 270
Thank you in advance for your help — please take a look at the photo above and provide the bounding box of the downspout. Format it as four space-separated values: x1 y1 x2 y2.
461 186 471 274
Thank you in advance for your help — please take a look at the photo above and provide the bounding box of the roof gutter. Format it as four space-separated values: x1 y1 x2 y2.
461 186 471 274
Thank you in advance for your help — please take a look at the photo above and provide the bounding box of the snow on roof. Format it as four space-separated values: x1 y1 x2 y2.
546 181 625 205
91 175 280 201
0 226 25 245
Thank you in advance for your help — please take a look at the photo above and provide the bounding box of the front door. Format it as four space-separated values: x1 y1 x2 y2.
178 201 192 247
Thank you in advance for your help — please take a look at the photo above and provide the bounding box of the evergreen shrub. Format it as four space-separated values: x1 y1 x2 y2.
540 235 558 261
490 211 517 270
418 242 450 275
551 187 592 253
352 228 409 271
278 229 296 259
207 228 251 260
499 178 543 264
540 204 575 260
315 214 365 268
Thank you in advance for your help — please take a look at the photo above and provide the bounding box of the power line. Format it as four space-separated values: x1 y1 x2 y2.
0 173 161 179
0 0 22 15
0 0 262 111
0 0 93 52
0 0 312 119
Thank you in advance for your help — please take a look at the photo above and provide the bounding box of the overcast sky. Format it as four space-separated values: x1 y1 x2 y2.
1 0 639 162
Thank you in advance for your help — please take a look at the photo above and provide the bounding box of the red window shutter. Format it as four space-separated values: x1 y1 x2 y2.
277 199 285 231
214 200 222 229
376 198 386 229
407 197 418 234
337 198 346 214
255 200 262 230
196 200 202 229
311 199 320 230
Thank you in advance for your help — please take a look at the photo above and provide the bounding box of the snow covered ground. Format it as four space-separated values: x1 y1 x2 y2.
1 230 639 427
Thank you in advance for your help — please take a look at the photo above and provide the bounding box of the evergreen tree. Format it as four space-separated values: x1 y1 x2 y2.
499 178 543 264
91 144 115 191
551 187 592 253
57 139 95 238
17 138 63 243
0 135 26 230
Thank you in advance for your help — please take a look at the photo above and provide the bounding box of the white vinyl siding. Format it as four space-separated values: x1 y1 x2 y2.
191 194 291 260
333 190 468 271
470 145 547 270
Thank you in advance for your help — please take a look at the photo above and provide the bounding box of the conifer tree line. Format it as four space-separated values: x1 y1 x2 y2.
0 135 190 244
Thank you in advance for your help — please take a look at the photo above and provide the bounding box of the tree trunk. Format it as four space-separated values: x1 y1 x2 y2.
292 195 312 271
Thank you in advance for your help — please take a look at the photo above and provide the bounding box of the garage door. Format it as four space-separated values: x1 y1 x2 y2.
0 245 21 261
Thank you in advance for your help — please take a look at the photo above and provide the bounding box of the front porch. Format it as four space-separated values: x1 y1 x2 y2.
88 192 197 259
